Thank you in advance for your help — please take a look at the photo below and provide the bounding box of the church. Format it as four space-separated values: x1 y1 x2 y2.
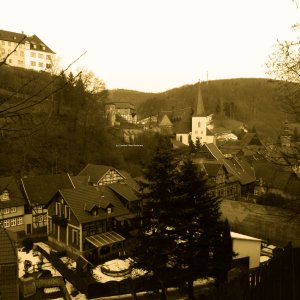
174 81 214 145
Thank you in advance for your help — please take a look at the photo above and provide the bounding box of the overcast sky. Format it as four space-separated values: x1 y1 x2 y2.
1 0 299 92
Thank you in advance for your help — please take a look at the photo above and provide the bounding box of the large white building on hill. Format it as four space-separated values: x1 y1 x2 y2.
0 29 55 72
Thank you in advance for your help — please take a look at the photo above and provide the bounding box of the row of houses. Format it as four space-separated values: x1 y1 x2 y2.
1 142 299 264
0 164 141 264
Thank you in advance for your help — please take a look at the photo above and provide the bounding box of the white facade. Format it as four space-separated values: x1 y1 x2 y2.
192 116 207 143
231 232 262 269
176 133 190 145
24 41 54 71
0 30 54 72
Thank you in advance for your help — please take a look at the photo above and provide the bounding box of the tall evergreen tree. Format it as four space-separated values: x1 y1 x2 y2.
169 157 222 299
133 135 178 299
212 218 234 285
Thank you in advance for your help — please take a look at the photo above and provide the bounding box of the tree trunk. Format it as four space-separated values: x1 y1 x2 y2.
187 279 195 300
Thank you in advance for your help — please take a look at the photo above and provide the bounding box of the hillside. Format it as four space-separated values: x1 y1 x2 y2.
110 78 287 141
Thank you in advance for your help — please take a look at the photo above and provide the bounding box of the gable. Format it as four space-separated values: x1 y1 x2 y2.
98 169 125 185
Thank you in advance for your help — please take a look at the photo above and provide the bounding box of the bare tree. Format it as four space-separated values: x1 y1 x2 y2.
266 15 300 122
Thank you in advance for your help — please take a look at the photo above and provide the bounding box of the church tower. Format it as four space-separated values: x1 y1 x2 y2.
191 80 207 144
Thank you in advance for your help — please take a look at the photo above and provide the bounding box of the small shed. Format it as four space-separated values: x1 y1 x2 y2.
231 232 261 269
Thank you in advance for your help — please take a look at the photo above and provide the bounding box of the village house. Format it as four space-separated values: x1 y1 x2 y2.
105 101 137 126
201 161 241 199
78 164 139 189
21 173 75 233
0 29 55 71
46 186 132 263
0 225 19 299
194 143 256 197
0 176 30 238
253 160 300 200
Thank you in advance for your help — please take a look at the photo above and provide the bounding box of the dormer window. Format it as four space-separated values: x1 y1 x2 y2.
2 190 9 201
107 207 112 214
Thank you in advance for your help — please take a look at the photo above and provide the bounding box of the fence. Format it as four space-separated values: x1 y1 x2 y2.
35 244 89 294
36 243 300 299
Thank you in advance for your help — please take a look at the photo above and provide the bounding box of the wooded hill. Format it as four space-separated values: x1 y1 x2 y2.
0 65 292 177
110 78 287 141
0 65 157 178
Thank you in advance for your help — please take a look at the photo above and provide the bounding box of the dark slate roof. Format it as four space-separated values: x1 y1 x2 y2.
78 164 138 188
198 143 255 185
253 161 300 196
203 162 225 177
0 30 55 53
78 164 119 183
70 175 89 188
0 29 26 43
21 174 74 206
0 176 26 209
0 225 17 264
58 186 130 224
107 183 139 202
26 34 55 54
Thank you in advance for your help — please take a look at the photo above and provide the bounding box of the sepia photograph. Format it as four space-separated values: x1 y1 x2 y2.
0 0 300 299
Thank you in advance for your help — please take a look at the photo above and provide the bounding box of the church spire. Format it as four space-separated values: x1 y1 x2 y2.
193 79 205 116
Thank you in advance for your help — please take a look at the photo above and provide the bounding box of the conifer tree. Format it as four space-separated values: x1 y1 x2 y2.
195 137 201 152
212 218 234 285
134 135 178 299
169 157 222 299
189 138 196 153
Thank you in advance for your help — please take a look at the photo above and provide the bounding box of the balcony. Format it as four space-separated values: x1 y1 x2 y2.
52 215 68 227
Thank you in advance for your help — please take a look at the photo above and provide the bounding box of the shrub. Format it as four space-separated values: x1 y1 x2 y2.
22 237 34 251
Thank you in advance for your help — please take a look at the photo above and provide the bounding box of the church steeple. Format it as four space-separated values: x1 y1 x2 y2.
193 80 205 116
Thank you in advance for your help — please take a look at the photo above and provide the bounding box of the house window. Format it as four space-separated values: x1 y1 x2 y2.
107 207 112 214
8 59 12 63
30 61 36 66
2 190 9 201
10 218 16 227
30 52 36 58
56 202 62 216
38 53 44 59
198 122 201 127
38 215 43 222
46 54 51 60
38 62 43 68
72 229 78 245
33 44 37 49
1 49 5 54
20 51 24 56
65 206 70 220
10 207 16 213
17 217 23 225
3 208 10 214
4 219 10 227
8 42 11 46
43 214 47 222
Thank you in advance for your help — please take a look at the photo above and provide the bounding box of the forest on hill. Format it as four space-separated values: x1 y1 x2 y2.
0 65 157 178
0 64 296 178
111 78 289 141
